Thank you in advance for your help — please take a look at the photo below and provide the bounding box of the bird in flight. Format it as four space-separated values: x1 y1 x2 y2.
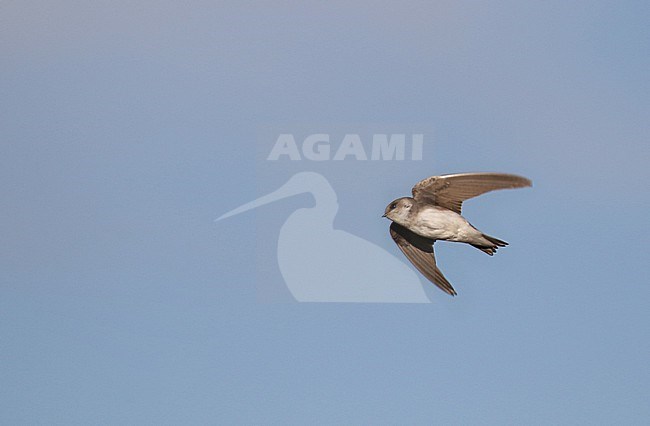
383 172 532 296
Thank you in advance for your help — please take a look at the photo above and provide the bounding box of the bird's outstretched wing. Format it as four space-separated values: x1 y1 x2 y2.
412 172 532 214
389 222 456 296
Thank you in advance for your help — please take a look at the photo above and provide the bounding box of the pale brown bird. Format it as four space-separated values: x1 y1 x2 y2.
383 172 532 296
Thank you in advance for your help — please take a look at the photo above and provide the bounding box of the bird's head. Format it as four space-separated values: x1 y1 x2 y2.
383 197 414 224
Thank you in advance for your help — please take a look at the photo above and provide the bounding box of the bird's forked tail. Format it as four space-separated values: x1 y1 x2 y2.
471 234 508 256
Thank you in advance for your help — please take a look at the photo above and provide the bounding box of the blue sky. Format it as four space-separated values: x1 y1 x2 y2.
1 1 649 424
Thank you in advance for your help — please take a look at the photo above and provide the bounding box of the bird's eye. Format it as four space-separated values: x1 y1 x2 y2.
390 203 397 210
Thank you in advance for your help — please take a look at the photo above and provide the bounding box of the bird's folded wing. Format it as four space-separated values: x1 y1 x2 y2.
390 223 456 296
411 172 532 214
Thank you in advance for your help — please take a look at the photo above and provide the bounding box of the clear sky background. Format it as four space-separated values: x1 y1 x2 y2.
2 1 649 424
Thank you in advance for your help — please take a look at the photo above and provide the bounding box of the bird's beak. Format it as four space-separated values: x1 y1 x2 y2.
382 214 387 218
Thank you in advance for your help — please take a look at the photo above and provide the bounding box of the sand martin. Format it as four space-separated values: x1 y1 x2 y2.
384 172 532 296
